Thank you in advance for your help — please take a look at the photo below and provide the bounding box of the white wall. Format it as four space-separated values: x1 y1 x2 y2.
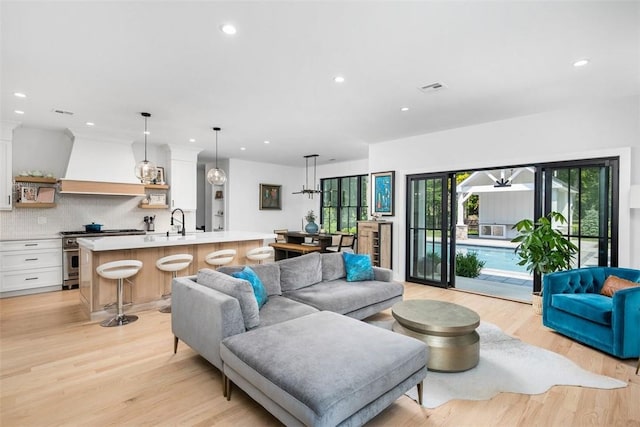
370 96 640 278
317 158 369 179
224 157 369 234
226 158 309 233
12 127 73 178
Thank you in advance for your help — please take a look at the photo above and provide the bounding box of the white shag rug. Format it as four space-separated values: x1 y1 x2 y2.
403 321 627 409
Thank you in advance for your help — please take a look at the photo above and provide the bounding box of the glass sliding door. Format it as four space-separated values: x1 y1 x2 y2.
404 157 619 301
406 173 454 288
541 158 618 271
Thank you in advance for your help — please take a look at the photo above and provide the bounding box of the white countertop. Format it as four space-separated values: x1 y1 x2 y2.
77 231 275 251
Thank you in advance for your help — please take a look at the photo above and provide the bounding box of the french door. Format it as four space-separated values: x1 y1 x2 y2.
406 173 455 288
536 158 619 291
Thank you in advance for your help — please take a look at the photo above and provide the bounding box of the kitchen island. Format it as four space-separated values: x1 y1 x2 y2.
78 231 275 320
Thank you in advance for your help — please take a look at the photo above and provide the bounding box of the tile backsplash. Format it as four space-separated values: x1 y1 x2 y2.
0 194 194 240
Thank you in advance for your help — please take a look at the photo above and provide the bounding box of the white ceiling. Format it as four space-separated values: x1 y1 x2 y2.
2 1 638 167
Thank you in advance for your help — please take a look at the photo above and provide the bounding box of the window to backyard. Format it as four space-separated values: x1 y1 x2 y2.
320 175 368 233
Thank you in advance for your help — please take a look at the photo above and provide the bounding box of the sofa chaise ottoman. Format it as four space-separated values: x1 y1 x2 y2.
220 311 428 427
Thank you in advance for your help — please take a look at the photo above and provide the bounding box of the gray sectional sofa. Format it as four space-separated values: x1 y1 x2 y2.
171 251 405 371
171 252 427 426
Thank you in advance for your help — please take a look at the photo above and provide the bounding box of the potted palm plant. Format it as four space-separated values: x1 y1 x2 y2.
511 211 578 314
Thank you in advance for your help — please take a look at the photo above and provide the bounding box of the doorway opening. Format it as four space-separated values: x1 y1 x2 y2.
406 157 619 303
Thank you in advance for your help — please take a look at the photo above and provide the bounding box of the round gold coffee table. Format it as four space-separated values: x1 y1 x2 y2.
392 300 480 372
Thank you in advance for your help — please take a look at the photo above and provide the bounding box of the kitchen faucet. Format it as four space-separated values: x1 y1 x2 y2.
170 208 186 236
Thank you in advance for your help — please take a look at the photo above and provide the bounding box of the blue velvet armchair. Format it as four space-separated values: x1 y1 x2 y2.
542 267 640 359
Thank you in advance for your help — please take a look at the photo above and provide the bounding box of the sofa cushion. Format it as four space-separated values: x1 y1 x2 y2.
551 293 613 326
278 252 322 292
258 295 319 328
600 275 639 297
218 263 282 296
197 268 260 329
321 252 346 281
231 266 268 308
343 252 374 282
284 279 403 315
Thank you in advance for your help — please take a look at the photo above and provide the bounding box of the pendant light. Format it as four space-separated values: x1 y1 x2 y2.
292 154 322 198
207 127 227 185
134 112 158 184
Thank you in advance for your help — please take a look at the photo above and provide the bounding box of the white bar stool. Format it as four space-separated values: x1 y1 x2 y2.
96 260 143 327
246 246 274 264
205 249 237 268
156 254 193 313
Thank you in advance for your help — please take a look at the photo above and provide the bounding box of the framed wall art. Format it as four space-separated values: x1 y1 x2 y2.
259 183 281 210
371 171 395 216
149 193 167 206
154 166 165 184
20 186 37 203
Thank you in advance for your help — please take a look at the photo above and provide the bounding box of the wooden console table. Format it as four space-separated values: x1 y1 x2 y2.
269 242 322 260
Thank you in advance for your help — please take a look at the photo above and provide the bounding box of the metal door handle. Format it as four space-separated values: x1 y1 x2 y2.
25 277 38 280
24 243 38 247
25 258 39 261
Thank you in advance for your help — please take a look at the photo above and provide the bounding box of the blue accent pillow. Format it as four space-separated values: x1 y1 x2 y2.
343 252 374 282
232 266 268 308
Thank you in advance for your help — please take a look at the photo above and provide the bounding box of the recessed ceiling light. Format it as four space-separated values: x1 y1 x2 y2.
221 24 237 35
240 147 246 151
144 131 150 135
400 107 410 112
333 76 345 83
264 140 270 144
14 92 26 98
189 138 196 143
85 122 95 126
573 58 590 67
14 110 24 115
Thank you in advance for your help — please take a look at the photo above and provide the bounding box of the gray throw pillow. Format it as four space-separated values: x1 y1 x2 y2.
321 252 346 281
197 268 260 329
218 263 282 296
278 252 322 292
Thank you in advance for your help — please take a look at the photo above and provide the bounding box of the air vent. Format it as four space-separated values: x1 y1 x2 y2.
419 82 447 93
51 108 74 115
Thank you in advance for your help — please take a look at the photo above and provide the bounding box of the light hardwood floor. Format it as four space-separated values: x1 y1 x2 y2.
1 284 638 426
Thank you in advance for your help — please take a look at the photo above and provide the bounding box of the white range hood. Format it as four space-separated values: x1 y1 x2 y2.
58 129 145 196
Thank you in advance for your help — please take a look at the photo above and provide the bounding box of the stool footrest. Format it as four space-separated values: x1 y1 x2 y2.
101 314 138 327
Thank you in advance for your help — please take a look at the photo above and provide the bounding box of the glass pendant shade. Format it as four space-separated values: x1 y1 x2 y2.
135 159 158 184
135 112 157 184
207 167 227 185
207 126 227 185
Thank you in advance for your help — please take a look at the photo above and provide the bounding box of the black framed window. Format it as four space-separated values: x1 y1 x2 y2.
321 174 368 233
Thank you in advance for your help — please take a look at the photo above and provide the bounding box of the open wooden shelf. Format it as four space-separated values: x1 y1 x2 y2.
14 176 57 184
144 184 169 190
139 204 169 209
15 202 56 208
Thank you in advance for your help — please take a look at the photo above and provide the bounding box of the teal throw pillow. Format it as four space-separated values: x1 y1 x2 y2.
232 266 268 308
343 252 374 282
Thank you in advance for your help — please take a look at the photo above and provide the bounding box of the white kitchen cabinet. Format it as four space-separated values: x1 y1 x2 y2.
0 139 12 210
0 238 62 297
168 146 201 211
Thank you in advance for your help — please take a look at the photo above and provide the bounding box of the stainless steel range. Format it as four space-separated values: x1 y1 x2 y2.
60 229 146 289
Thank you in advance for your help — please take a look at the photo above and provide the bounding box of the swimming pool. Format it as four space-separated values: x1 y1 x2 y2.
456 243 529 273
